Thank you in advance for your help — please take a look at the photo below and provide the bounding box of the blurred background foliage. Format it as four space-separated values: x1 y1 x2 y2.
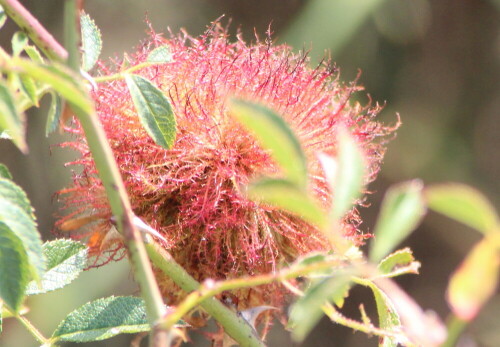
0 0 499 346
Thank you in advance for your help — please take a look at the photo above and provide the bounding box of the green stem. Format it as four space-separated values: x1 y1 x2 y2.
322 303 412 344
0 0 67 61
146 242 266 347
57 1 168 345
162 290 203 330
93 62 161 83
151 241 412 345
157 244 437 346
73 104 169 346
441 314 467 347
13 312 51 345
63 0 79 70
159 257 341 330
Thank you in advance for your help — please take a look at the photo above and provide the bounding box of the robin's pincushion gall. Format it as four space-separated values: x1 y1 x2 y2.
58 24 395 313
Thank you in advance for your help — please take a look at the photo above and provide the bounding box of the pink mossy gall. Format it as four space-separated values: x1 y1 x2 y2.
57 23 396 315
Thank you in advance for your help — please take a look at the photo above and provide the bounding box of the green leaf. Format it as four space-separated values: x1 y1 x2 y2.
0 163 12 179
248 178 327 229
370 180 425 262
331 281 351 309
295 252 328 267
321 128 366 221
10 57 93 115
0 5 6 30
377 248 420 278
0 177 34 217
24 45 45 64
447 235 500 321
0 222 30 312
282 0 386 62
45 91 62 136
425 183 499 234
17 74 39 107
80 12 102 71
11 31 28 57
290 273 352 342
0 80 27 153
125 74 176 149
26 240 87 295
229 99 308 188
0 199 44 281
147 45 173 63
52 296 184 342
358 278 401 347
293 252 334 279
0 300 2 333
52 296 148 342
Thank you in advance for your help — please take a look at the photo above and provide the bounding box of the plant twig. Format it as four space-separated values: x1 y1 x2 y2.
60 1 168 345
322 303 412 344
93 62 163 83
441 315 467 347
146 241 266 347
63 0 79 70
12 311 51 346
159 257 344 330
151 242 417 346
72 90 170 346
0 0 67 61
